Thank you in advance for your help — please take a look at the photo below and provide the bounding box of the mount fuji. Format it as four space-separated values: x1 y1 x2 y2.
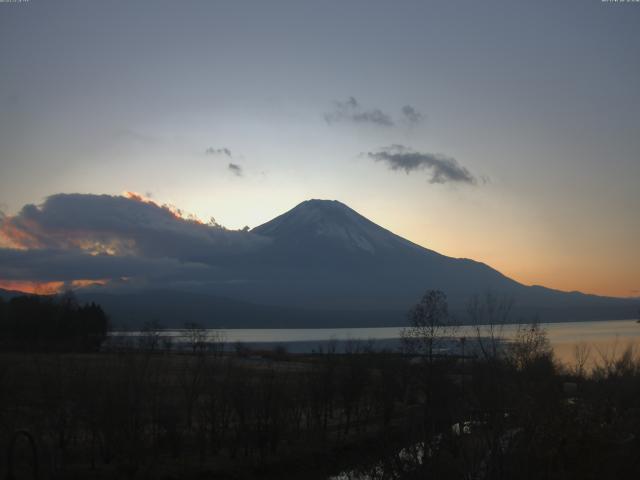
52 199 638 327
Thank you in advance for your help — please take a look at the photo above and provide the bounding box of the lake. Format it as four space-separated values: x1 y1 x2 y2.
111 319 640 367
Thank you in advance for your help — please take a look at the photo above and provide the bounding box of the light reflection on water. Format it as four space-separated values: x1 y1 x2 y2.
111 319 640 365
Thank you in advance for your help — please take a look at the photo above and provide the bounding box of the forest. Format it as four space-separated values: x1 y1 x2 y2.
0 294 109 352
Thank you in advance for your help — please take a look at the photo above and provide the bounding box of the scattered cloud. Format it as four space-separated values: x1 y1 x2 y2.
205 149 243 176
366 145 477 185
324 97 394 127
228 163 243 176
325 98 426 128
401 105 423 125
205 147 232 157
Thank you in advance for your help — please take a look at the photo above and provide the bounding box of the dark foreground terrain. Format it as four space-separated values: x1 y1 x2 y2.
1 292 640 479
2 333 640 480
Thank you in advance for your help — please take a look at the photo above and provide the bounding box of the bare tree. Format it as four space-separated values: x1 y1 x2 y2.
572 342 592 377
467 293 513 361
207 329 227 358
402 290 456 362
594 342 639 378
138 320 163 352
183 322 208 354
401 290 459 449
509 321 552 370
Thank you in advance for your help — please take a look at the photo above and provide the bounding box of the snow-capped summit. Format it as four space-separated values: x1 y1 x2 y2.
251 199 417 254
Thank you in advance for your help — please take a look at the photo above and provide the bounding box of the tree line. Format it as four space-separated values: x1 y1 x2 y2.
0 293 109 352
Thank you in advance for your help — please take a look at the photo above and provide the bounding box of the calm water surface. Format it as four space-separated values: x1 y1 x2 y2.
223 319 640 365
113 319 640 365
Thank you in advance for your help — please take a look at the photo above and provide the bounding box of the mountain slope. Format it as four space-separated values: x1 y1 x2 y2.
238 200 521 309
241 199 633 319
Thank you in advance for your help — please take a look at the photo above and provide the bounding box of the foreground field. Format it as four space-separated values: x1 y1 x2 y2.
1 330 640 479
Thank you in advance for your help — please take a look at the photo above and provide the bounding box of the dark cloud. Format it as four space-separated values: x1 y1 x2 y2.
205 147 232 157
351 110 394 127
228 163 243 176
367 145 477 185
324 97 394 127
0 248 211 283
0 193 273 291
0 193 268 260
401 105 423 125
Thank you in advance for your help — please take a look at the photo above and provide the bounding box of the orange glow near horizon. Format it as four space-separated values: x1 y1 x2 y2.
488 262 638 299
69 279 109 289
376 206 639 300
0 279 109 295
405 235 639 299
0 280 65 295
0 217 43 250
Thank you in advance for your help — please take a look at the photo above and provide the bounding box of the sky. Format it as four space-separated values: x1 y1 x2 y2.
0 0 639 297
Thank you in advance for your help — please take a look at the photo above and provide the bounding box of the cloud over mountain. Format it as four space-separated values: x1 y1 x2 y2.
0 248 210 283
0 192 265 256
0 193 268 290
367 145 477 185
